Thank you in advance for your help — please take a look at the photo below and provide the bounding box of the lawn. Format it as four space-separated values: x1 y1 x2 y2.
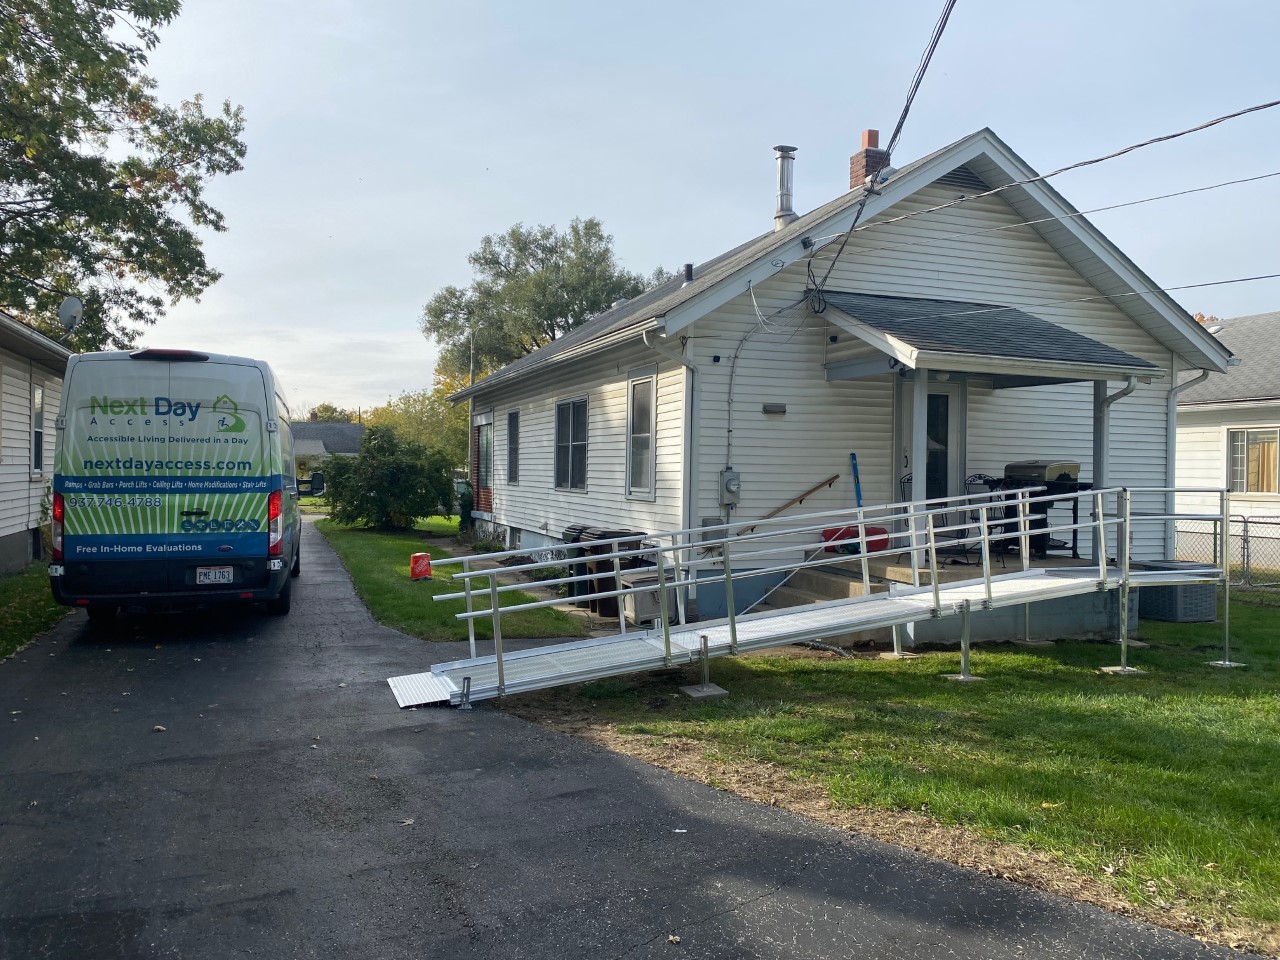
0 564 67 660
513 599 1279 943
315 518 587 642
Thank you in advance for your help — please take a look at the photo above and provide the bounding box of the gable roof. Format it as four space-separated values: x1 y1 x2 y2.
291 421 366 455
1177 311 1280 405
452 128 1231 402
823 291 1160 377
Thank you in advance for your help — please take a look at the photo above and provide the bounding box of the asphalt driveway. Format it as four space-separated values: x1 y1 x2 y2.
0 519 1233 959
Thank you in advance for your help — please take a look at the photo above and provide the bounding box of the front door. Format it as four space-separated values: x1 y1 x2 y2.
898 379 963 503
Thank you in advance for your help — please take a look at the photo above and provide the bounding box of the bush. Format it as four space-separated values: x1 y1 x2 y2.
325 426 454 530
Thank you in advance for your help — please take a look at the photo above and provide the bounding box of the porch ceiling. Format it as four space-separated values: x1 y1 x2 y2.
821 291 1163 385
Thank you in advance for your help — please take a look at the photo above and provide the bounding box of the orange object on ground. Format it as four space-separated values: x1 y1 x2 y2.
410 553 433 581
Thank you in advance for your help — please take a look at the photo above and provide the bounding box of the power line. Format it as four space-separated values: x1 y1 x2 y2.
843 98 1280 240
807 169 1280 263
816 272 1280 328
812 0 958 297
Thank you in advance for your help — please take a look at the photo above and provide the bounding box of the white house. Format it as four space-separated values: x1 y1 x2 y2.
0 312 70 574
1175 311 1277 563
453 128 1231 611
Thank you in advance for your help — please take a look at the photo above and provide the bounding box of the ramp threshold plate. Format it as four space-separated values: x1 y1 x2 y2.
386 566 1221 708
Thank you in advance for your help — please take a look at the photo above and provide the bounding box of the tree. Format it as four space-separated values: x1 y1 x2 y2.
366 369 470 468
325 426 453 530
1 0 247 350
421 217 671 379
307 403 357 423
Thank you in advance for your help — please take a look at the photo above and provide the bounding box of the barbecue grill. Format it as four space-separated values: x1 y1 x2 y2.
1002 460 1088 558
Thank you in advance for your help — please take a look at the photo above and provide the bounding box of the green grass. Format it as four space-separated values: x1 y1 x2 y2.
315 518 586 642
554 604 1279 930
0 564 67 659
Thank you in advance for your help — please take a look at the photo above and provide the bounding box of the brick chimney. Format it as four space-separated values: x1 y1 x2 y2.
849 129 890 191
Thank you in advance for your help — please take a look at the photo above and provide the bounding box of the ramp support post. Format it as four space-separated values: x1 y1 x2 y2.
1210 490 1245 668
926 513 941 616
1017 493 1031 573
1103 488 1145 676
945 600 983 682
1094 491 1109 584
463 558 477 659
613 552 627 636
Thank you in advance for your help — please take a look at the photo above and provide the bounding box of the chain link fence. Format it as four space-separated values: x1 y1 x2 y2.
1177 515 1280 605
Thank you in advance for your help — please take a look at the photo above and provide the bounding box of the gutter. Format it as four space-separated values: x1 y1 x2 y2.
1164 362 1213 555
642 330 700 570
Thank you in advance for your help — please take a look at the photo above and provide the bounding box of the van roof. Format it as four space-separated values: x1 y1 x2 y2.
74 349 269 366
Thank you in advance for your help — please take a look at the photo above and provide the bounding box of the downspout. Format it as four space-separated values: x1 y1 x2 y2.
1092 376 1138 561
1165 363 1212 557
643 330 700 592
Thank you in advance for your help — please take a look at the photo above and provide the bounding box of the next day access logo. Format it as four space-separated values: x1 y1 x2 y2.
86 393 248 431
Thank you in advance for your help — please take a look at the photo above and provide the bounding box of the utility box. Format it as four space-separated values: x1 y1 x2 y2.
719 468 741 506
620 571 678 626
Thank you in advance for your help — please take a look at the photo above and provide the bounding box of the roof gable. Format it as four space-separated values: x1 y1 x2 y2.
454 129 1231 402
1178 311 1279 405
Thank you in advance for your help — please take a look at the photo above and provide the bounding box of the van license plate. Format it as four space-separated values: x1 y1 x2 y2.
196 566 234 585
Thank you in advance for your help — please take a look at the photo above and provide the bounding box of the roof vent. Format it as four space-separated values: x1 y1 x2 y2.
682 263 694 287
773 145 798 232
612 297 629 309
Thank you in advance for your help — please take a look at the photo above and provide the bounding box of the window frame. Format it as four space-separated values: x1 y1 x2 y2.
1227 425 1280 495
554 395 589 492
625 366 657 501
30 379 45 477
507 410 520 485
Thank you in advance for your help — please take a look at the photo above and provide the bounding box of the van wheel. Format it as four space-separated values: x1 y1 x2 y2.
86 605 118 625
266 576 292 616
291 545 301 578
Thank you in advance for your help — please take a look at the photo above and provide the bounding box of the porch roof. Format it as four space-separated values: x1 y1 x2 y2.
822 291 1163 384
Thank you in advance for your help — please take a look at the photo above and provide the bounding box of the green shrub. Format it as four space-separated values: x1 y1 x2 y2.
325 426 454 530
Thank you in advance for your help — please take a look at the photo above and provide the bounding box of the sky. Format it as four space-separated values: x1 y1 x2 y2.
140 0 1280 415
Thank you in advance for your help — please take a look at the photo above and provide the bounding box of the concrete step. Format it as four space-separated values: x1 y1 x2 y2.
764 584 828 609
790 566 889 601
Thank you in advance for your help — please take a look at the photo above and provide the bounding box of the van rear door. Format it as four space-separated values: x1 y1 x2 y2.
57 352 273 593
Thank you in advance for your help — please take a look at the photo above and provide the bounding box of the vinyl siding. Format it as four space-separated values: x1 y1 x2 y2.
471 341 685 541
1177 403 1280 520
0 349 62 540
685 181 1177 559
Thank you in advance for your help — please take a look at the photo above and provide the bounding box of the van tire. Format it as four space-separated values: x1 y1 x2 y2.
267 576 292 616
291 545 301 578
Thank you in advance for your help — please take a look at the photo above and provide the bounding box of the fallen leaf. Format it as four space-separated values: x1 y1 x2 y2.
310 744 318 750
153 725 166 733
399 818 414 826
1040 801 1062 809
368 774 379 780
338 683 347 688
1205 862 1219 870
28 800 37 807
667 935 681 944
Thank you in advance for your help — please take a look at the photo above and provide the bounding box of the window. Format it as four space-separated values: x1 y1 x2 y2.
626 370 656 497
507 410 519 484
31 382 44 474
476 422 493 489
1229 428 1279 493
554 397 588 490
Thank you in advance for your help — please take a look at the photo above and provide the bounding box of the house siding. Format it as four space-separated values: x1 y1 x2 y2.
683 181 1177 559
470 341 685 545
0 347 63 572
1176 403 1280 520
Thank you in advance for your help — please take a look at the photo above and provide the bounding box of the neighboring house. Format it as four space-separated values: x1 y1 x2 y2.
1175 312 1278 553
290 421 366 464
0 313 71 573
453 128 1231 608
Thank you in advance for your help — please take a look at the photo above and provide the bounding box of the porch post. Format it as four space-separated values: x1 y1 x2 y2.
1092 380 1108 562
911 367 929 579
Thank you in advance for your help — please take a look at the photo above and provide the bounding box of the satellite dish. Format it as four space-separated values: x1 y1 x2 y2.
58 296 84 333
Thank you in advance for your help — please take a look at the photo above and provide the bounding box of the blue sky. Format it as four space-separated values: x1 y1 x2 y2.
143 0 1280 413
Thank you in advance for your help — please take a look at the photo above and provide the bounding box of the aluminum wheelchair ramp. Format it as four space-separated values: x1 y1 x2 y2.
390 568 1116 707
386 485 1231 708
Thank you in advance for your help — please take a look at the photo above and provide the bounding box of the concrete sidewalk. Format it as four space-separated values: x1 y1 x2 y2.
0 519 1232 958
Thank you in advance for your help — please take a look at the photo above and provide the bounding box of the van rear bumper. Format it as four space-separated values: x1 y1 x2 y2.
49 557 289 608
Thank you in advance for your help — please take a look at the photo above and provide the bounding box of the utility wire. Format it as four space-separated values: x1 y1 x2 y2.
807 169 1280 263
811 0 958 298
813 272 1280 328
839 98 1280 242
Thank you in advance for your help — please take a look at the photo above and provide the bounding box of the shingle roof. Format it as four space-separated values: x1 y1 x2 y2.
1177 311 1280 405
822 291 1160 371
449 138 968 403
291 421 366 455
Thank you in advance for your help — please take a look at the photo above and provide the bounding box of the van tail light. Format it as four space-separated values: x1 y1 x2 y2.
267 489 283 557
51 491 64 561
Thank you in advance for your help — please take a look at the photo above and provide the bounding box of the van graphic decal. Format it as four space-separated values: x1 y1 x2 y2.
213 395 246 433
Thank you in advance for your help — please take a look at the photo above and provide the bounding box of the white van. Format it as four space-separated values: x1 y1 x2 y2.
47 349 305 620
